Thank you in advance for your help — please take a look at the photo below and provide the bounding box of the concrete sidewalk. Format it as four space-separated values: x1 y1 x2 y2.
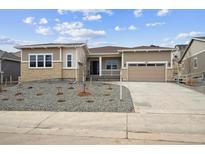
0 111 205 144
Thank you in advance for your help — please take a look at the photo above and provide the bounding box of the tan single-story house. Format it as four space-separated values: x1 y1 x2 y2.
179 37 205 84
16 43 175 82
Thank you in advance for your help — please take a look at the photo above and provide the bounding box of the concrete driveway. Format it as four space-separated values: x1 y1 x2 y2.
121 82 205 114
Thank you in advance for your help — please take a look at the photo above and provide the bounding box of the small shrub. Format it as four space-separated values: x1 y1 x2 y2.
15 92 22 96
77 91 91 97
57 92 64 95
86 100 94 103
16 98 24 101
57 99 65 102
2 98 9 101
36 92 43 96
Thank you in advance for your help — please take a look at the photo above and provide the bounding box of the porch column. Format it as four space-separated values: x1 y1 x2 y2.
99 56 102 76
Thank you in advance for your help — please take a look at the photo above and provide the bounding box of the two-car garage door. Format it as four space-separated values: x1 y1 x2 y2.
128 63 166 82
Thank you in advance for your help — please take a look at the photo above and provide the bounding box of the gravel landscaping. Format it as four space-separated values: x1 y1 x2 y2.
0 81 134 112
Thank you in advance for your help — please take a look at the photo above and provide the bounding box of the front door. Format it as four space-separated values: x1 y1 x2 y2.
90 61 99 75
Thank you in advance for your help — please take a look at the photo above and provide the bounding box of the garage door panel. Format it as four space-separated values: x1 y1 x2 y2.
128 65 165 82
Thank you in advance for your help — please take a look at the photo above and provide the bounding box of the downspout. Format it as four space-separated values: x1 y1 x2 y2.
60 47 63 80
75 46 78 82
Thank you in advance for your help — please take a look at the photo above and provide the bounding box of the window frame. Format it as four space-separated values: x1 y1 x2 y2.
66 53 73 68
193 57 198 69
28 53 53 69
105 60 118 70
29 54 37 68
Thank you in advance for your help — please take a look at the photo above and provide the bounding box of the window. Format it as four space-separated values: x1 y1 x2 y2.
37 55 44 67
138 63 146 66
67 54 72 67
156 63 165 66
29 54 52 68
128 64 138 67
193 57 198 69
106 60 118 69
45 55 52 67
147 63 156 66
29 55 36 67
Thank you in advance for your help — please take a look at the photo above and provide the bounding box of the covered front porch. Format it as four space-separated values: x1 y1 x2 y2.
87 56 121 80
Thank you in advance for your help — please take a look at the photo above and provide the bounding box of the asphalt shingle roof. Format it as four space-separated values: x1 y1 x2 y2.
89 46 130 53
0 50 20 61
89 45 174 54
15 43 86 49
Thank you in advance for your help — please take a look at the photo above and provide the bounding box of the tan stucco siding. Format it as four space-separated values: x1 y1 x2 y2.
167 68 174 81
62 69 76 79
21 48 60 61
123 51 171 67
21 62 62 82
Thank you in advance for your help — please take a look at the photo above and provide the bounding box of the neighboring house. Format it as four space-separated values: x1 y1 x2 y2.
174 44 188 61
172 44 188 81
179 37 205 84
15 43 89 82
16 43 175 82
13 51 21 58
0 50 21 83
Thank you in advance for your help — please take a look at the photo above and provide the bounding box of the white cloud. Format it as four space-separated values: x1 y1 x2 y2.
57 9 66 15
23 17 35 24
0 35 32 45
83 14 102 21
114 26 125 31
67 28 106 38
54 22 84 34
36 26 52 36
160 38 175 47
128 25 137 31
57 9 113 16
55 18 60 22
39 18 48 25
54 21 106 40
175 31 204 40
146 22 165 27
57 9 112 22
55 36 87 43
157 9 169 16
134 9 142 17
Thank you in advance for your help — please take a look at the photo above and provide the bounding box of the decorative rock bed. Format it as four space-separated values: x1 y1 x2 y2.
0 81 134 112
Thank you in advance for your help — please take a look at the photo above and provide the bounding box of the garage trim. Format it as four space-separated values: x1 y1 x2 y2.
127 61 168 82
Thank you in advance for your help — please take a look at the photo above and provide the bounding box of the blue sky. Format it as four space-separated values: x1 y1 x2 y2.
0 9 205 52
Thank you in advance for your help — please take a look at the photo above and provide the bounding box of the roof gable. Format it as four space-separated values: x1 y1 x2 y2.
179 37 205 63
89 46 130 54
